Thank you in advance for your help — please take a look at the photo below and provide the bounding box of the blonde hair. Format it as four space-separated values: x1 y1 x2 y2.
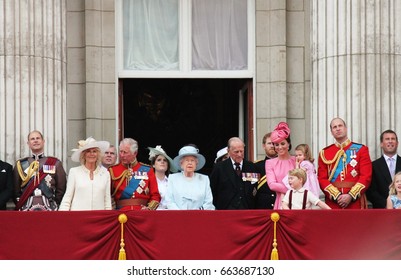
80 147 102 166
288 168 307 185
295 143 314 163
389 171 401 195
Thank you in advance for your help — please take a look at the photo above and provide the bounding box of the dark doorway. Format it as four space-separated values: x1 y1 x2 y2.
121 78 250 175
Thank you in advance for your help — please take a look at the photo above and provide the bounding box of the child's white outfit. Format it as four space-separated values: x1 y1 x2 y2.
282 187 321 209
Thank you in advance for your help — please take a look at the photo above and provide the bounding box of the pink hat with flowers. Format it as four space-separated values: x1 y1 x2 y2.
270 122 291 143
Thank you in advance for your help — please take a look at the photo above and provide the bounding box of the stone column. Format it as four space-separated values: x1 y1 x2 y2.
0 0 67 163
311 0 401 158
255 0 287 159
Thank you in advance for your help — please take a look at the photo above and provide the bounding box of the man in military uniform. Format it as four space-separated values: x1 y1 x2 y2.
13 130 67 211
254 132 277 209
109 138 160 210
318 118 372 209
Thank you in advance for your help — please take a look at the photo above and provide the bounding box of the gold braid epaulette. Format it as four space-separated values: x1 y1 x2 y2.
257 175 267 190
319 149 346 181
109 168 132 197
17 160 39 188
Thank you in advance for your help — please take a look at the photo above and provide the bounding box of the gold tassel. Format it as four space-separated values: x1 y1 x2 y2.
118 213 128 260
270 212 280 260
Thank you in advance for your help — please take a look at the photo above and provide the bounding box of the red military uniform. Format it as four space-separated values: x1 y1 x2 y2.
318 139 372 209
109 161 160 210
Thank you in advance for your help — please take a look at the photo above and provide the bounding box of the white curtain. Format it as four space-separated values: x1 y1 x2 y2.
123 0 179 70
192 0 248 70
122 0 248 71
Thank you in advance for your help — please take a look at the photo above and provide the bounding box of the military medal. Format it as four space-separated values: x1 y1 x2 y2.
350 148 357 159
242 172 260 183
134 171 148 180
45 174 52 187
350 159 357 168
351 169 358 177
43 165 56 174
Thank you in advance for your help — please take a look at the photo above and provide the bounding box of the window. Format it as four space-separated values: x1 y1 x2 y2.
118 0 254 77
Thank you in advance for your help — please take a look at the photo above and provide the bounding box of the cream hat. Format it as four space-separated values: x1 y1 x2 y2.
148 145 178 173
71 137 110 162
215 147 228 163
173 145 206 171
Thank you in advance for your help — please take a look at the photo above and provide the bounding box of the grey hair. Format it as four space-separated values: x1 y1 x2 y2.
120 138 138 153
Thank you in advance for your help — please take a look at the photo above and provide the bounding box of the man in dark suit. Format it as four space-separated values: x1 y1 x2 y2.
210 137 260 209
367 129 401 208
254 132 277 209
0 160 13 210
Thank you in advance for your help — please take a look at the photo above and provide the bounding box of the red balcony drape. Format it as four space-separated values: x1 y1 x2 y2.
0 210 400 260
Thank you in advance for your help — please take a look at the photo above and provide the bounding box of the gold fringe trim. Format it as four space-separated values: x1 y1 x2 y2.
270 212 280 260
147 200 159 210
349 183 365 199
118 213 128 260
324 184 341 200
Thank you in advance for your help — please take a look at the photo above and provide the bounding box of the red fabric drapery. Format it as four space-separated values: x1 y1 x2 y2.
0 210 400 260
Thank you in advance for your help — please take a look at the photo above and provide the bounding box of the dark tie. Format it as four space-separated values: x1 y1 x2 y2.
234 162 241 176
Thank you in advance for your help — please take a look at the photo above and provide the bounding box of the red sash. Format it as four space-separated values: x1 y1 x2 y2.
15 157 58 210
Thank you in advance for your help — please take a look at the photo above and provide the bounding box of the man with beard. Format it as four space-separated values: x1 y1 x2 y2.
367 129 401 208
254 132 277 209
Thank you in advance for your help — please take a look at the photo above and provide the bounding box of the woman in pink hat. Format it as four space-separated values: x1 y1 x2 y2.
265 122 296 209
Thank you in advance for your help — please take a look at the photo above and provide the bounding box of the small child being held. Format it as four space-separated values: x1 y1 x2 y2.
282 168 331 210
294 144 321 198
386 171 401 209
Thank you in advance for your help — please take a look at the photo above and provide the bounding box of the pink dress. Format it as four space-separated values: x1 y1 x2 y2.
265 156 296 209
299 160 321 198
282 160 321 199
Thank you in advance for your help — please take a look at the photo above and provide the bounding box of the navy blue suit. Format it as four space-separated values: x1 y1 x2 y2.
0 160 13 210
367 155 401 208
210 158 260 209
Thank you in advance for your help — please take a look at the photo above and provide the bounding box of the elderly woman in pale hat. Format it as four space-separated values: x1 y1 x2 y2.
148 145 177 210
59 137 112 210
265 122 296 209
166 144 215 210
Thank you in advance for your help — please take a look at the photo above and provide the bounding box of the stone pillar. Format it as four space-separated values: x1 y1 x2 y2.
0 0 67 163
255 0 287 159
311 0 401 158
66 0 115 169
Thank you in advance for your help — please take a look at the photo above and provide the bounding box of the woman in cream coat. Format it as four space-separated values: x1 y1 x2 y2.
59 137 112 210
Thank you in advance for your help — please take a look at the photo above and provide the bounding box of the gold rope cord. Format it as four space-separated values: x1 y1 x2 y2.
118 213 128 260
110 169 131 197
270 212 280 260
17 160 39 188
319 149 346 181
